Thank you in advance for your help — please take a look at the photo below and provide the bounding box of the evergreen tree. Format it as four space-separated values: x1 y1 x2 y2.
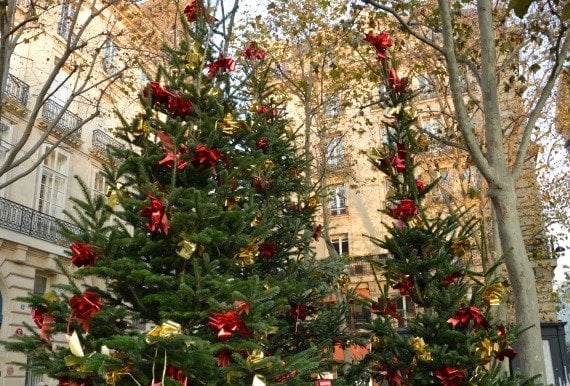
346 32 521 386
3 4 349 385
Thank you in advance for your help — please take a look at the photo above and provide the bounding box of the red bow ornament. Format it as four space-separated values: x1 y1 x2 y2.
141 195 169 235
69 291 103 333
70 242 98 267
388 68 407 93
191 145 221 168
208 310 250 341
447 306 490 329
391 199 419 221
207 56 236 77
434 366 466 386
243 42 266 61
364 31 392 61
371 298 401 320
393 277 413 296
32 307 55 341
157 131 188 170
166 365 188 386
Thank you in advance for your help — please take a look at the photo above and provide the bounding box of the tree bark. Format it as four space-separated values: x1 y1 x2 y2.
489 178 546 382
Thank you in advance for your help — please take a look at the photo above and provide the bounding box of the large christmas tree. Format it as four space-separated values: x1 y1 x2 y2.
346 31 522 385
3 3 349 385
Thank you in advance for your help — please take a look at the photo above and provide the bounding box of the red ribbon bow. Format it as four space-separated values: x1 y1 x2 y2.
191 145 221 168
434 366 466 386
141 195 169 235
157 131 188 170
391 199 419 221
207 56 236 77
388 68 407 93
243 42 266 61
69 291 103 333
70 242 98 268
447 306 490 329
364 31 392 61
208 310 250 341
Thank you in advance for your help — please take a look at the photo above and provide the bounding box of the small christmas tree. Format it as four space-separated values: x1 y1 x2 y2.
346 31 520 385
3 4 349 385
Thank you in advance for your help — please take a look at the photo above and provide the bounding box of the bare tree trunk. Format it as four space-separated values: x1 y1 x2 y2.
489 180 545 382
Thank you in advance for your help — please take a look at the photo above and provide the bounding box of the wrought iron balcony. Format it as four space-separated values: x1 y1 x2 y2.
92 129 124 154
42 99 82 138
0 197 79 246
348 260 373 276
3 73 29 106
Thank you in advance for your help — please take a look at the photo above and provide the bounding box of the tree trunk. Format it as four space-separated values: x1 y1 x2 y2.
489 179 546 382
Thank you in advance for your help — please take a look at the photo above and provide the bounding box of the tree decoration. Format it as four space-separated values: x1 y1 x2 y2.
259 240 277 257
387 68 407 93
256 136 268 149
208 310 250 341
68 291 102 333
243 41 266 61
434 366 466 386
69 242 98 268
390 198 419 220
31 307 55 341
235 239 261 266
447 306 490 329
207 55 236 77
364 31 393 61
141 194 169 235
157 131 188 170
191 145 221 168
146 320 182 341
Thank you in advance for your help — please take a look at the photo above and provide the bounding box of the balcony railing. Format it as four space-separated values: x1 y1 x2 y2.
92 129 124 153
42 99 82 138
330 206 348 216
348 260 373 276
3 73 29 106
0 197 79 246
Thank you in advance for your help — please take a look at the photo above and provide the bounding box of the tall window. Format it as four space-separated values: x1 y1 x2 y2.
93 169 107 197
326 136 345 169
33 273 48 295
331 234 349 256
37 148 69 218
0 123 10 195
57 2 74 39
329 185 347 215
49 71 71 105
103 40 118 74
416 74 437 99
396 296 416 328
324 95 340 118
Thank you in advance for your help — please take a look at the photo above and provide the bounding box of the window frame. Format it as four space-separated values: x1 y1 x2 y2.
36 146 69 219
331 234 349 256
329 184 347 216
326 136 345 169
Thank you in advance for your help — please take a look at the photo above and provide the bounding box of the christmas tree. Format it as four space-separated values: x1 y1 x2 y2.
3 3 349 385
346 31 521 385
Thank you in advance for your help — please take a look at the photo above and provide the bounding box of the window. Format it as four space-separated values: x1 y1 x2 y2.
37 148 69 218
396 296 416 328
275 62 287 78
324 95 340 118
49 71 72 105
329 185 347 215
93 169 107 197
326 136 345 169
0 123 10 195
348 258 371 275
33 274 48 295
25 356 43 386
57 2 75 40
349 303 371 330
140 69 149 86
416 74 437 99
103 40 118 74
331 234 349 256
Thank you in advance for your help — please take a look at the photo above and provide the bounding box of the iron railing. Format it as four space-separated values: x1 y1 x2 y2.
0 197 79 246
348 260 373 276
4 73 29 106
92 129 124 153
42 99 82 138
